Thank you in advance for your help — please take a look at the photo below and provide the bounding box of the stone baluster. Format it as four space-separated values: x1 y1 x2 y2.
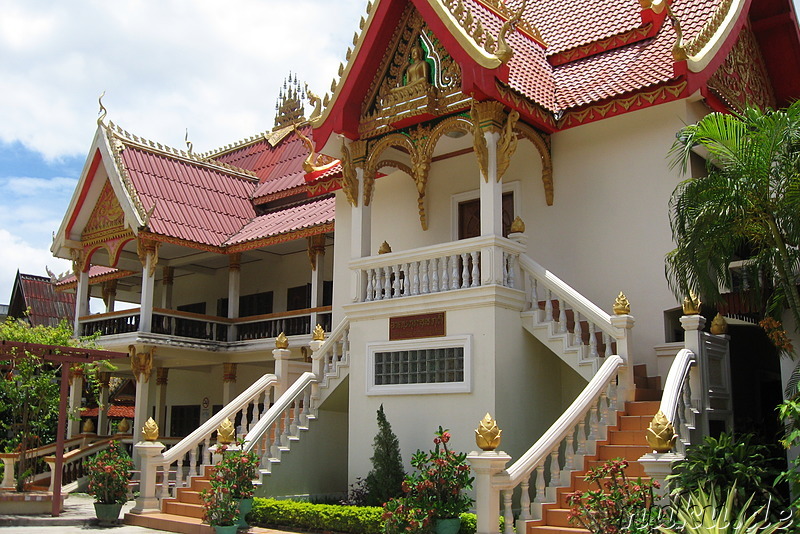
519 480 532 521
503 489 514 534
470 251 480 287
544 290 553 322
431 257 439 292
534 464 546 503
589 322 598 359
421 259 430 293
573 312 583 348
450 255 459 290
392 265 401 297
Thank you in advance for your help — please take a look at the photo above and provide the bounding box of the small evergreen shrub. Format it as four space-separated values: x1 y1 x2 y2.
365 405 405 507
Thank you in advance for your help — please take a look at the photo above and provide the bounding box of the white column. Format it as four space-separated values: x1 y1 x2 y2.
67 366 84 438
73 269 89 336
97 373 110 436
103 280 117 313
467 450 511 534
273 348 292 397
222 363 237 405
131 347 154 464
227 254 241 341
131 440 165 514
140 253 156 333
480 130 504 286
310 239 325 330
154 368 168 432
350 168 371 302
160 267 174 310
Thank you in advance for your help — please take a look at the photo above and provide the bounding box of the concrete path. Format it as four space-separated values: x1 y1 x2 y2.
0 493 172 533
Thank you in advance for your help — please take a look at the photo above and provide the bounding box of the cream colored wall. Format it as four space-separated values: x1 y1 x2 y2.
513 100 692 369
165 245 334 315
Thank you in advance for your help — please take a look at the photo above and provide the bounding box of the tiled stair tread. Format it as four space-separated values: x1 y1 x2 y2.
125 511 276 534
526 391 660 534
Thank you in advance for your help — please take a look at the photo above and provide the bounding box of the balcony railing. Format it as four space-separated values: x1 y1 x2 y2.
79 306 332 344
350 235 526 302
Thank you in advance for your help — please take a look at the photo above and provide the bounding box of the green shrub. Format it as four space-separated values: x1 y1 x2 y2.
365 405 405 507
249 498 480 534
666 432 785 521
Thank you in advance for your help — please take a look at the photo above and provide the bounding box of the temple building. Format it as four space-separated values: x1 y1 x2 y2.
44 0 800 532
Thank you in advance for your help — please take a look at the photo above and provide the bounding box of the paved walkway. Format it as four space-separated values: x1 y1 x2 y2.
0 493 172 533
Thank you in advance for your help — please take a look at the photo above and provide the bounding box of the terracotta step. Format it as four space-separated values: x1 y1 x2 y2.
624 400 659 416
163 499 205 519
583 459 646 477
528 524 588 534
607 429 648 446
633 388 661 401
125 511 276 534
618 414 653 431
175 488 203 505
596 444 649 461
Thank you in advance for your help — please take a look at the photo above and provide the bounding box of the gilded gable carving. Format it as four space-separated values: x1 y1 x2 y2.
82 180 127 245
360 5 470 139
707 25 776 112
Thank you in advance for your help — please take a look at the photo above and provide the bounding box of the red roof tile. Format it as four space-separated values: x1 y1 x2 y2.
224 196 335 246
8 272 75 327
120 144 258 247
81 405 135 418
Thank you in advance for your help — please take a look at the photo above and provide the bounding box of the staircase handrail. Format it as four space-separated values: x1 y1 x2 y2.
499 355 624 488
162 373 277 464
659 348 696 425
242 372 317 451
517 255 617 339
317 318 350 354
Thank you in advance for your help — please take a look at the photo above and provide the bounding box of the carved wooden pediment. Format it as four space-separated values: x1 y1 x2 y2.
82 179 128 245
360 4 470 139
707 25 776 112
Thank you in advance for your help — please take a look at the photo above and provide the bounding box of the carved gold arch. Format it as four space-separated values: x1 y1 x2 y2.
364 132 416 206
514 122 553 206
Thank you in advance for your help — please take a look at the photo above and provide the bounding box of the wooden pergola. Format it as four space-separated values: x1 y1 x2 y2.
0 339 127 516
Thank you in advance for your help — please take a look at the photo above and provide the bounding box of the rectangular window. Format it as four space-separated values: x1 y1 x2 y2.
367 335 471 395
170 404 200 438
217 291 273 317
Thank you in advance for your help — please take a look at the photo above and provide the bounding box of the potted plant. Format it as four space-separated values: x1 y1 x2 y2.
201 481 239 534
85 440 134 524
383 427 473 534
214 442 260 528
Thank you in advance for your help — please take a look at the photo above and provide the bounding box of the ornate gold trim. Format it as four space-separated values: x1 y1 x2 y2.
514 121 553 206
129 345 155 383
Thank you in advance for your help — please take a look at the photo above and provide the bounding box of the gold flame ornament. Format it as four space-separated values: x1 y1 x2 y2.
142 417 159 442
682 292 701 315
275 332 289 349
475 413 502 451
313 324 326 341
612 292 630 315
217 417 235 444
117 418 131 434
378 241 392 254
510 216 525 234
645 410 676 453
710 313 728 335
82 418 95 434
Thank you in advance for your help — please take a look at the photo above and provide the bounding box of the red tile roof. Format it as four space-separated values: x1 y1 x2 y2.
225 196 335 246
81 405 135 418
120 143 258 247
8 272 75 327
56 265 135 289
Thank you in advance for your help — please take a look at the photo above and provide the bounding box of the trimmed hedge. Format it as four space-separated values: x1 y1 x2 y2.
249 498 479 534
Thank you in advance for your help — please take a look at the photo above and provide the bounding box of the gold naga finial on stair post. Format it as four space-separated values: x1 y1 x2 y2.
475 413 502 451
142 417 159 442
276 332 289 349
710 313 728 335
645 410 677 453
682 292 701 315
612 292 631 315
217 418 235 445
313 324 325 341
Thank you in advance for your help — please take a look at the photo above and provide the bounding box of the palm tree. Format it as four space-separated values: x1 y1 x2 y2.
666 102 800 393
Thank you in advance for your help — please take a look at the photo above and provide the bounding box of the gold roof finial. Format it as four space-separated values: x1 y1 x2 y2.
142 417 159 442
510 216 525 234
82 418 95 434
613 292 631 315
682 292 701 315
475 413 502 451
117 418 130 434
494 0 528 63
645 410 676 453
313 324 325 341
378 241 392 254
276 332 289 349
97 91 108 127
710 313 728 335
185 128 193 155
217 418 235 444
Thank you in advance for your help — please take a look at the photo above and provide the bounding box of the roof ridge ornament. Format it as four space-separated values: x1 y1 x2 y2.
184 128 193 155
97 91 108 127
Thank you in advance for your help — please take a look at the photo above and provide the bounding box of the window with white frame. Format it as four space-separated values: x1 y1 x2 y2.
366 335 472 395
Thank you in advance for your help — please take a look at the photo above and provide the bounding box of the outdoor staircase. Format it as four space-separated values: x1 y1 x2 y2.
525 365 661 534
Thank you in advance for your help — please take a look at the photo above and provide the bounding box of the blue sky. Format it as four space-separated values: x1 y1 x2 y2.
0 0 365 300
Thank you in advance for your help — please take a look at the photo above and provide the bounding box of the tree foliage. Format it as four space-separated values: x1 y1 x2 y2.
0 316 103 489
365 404 406 507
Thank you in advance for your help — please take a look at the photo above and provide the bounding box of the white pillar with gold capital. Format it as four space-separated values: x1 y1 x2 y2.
67 365 84 438
97 373 111 436
139 252 156 333
131 437 165 514
350 166 371 303
273 344 292 397
309 235 326 329
468 450 511 534
479 129 504 287
130 345 154 463
73 269 89 336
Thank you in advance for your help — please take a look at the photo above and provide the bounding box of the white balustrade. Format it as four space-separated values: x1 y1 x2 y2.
485 356 625 532
351 236 525 302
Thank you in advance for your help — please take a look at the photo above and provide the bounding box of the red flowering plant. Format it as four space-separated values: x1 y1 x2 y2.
566 458 669 534
382 427 473 534
85 441 134 504
213 441 260 499
200 482 239 527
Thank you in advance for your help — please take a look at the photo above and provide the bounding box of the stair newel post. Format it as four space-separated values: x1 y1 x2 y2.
274 343 292 398
467 450 511 534
310 336 325 413
609 312 636 404
131 438 166 514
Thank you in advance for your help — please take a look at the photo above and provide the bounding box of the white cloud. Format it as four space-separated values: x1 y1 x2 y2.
0 228 71 302
0 0 365 160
